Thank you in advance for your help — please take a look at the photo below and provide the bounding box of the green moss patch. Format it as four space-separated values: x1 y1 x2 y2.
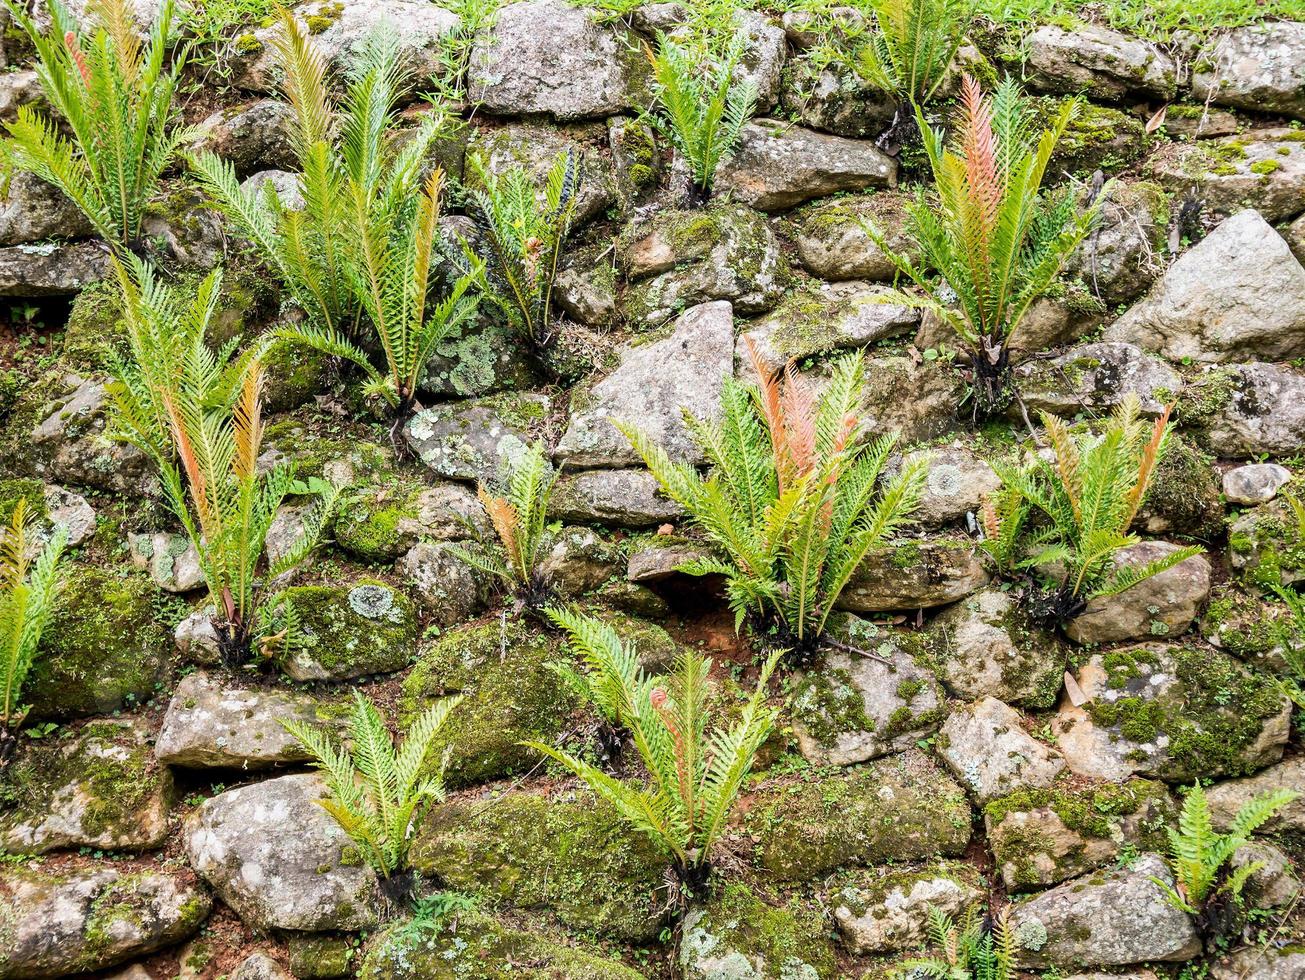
277 581 418 681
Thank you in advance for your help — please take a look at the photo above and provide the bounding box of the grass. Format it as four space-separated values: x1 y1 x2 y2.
974 0 1294 40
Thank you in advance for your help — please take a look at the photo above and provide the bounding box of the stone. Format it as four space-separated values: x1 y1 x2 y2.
1212 948 1305 980
938 697 1064 805
1200 585 1294 671
789 614 944 766
1162 103 1241 140
469 0 648 120
1026 24 1176 101
538 525 621 596
1016 342 1182 420
928 588 1067 709
404 391 550 482
140 184 226 271
679 882 837 980
1046 99 1148 177
175 609 220 665
1194 363 1305 457
859 353 966 442
556 300 733 467
1192 22 1305 120
276 581 419 681
1204 757 1305 835
1143 130 1305 223
0 240 109 296
361 910 644 979
287 935 355 979
1008 854 1202 967
128 530 204 593
185 773 380 932
399 620 576 787
738 280 918 371
730 11 788 112
1066 181 1167 304
0 68 42 122
554 261 618 328
1053 644 1292 783
0 719 170 854
1289 211 1305 264
1229 496 1305 590
838 538 989 612
26 564 169 720
333 480 488 562
42 483 95 546
1234 840 1298 908
1224 463 1293 504
743 750 972 881
231 0 459 94
29 375 151 494
0 170 94 245
549 468 682 527
831 862 982 954
779 55 896 139
188 99 298 177
1134 433 1223 539
464 121 616 226
620 204 786 325
0 866 210 979
241 169 304 211
156 671 343 769
1106 210 1305 363
1064 542 1211 644
231 954 293 980
626 537 714 584
398 542 484 626
886 446 1001 528
984 779 1173 891
716 119 896 211
789 190 918 281
420 315 537 399
410 789 666 942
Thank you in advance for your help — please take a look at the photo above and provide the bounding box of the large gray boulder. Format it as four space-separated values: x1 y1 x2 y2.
549 468 683 528
0 865 210 979
860 353 966 442
1192 21 1305 120
716 119 896 211
184 773 381 932
29 375 152 494
1193 362 1305 457
556 301 734 468
938 697 1065 805
469 0 649 120
884 446 1001 528
1009 854 1202 967
0 171 94 245
1064 542 1212 645
1026 24 1176 101
1106 210 1305 363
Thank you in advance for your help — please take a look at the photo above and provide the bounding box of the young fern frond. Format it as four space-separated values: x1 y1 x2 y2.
898 907 1018 980
1 0 196 250
856 0 974 104
544 606 644 727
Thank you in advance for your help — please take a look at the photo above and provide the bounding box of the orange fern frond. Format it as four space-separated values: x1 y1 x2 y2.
233 361 266 480
1123 403 1171 523
980 494 1000 540
781 363 818 479
958 75 1001 261
163 394 213 534
746 337 796 491
478 486 521 570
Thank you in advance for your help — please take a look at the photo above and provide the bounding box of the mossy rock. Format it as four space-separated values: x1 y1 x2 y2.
419 317 538 399
0 476 45 525
742 749 972 881
1229 497 1305 591
680 882 838 980
277 581 418 681
399 620 579 787
359 909 646 980
1134 432 1222 538
261 422 395 485
61 278 126 369
287 933 356 978
25 564 169 720
263 341 333 414
1041 98 1148 177
333 481 427 563
410 789 667 942
983 778 1173 891
1200 585 1291 672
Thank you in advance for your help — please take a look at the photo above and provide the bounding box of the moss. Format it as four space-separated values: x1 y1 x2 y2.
277 581 418 680
333 482 427 563
399 620 578 787
410 790 666 942
62 278 126 369
985 779 1170 840
261 424 393 482
1137 433 1222 537
681 882 838 980
234 32 263 54
1043 99 1148 176
1201 587 1282 664
360 909 644 980
288 934 355 978
26 565 168 720
263 342 331 413
0 477 44 524
1229 498 1305 592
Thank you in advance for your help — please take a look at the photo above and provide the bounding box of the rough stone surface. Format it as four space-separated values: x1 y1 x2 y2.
1223 463 1292 505
779 55 896 139
128 530 204 593
839 539 989 612
1008 854 1202 967
886 446 1001 528
277 581 418 681
1195 362 1305 457
679 881 837 980
0 171 94 245
626 537 714 584
405 392 550 482
42 483 95 546
1105 210 1305 363
716 119 896 211
398 542 484 626
1064 542 1212 645
1229 496 1305 589
29 375 151 494
156 671 342 769
0 240 109 296
469 0 648 120
1192 22 1305 120
1026 24 1176 100
1017 342 1181 419
938 697 1065 805
790 615 944 766
557 301 734 467
0 865 210 979
859 354 966 443
550 468 682 527
1204 757 1305 835
789 190 917 282
1212 948 1305 980
1144 130 1305 223
539 525 622 596
1053 644 1291 783
831 863 982 954
1066 181 1167 304
188 99 298 177
184 773 380 932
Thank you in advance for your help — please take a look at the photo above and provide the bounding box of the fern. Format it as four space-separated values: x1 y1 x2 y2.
544 605 646 728
989 396 1204 625
899 907 1018 980
1152 781 1298 937
621 343 926 655
0 500 67 766
448 442 557 609
863 76 1098 418
106 254 340 668
645 28 756 201
283 689 463 883
524 626 781 889
450 150 581 358
855 0 975 104
1 0 197 251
